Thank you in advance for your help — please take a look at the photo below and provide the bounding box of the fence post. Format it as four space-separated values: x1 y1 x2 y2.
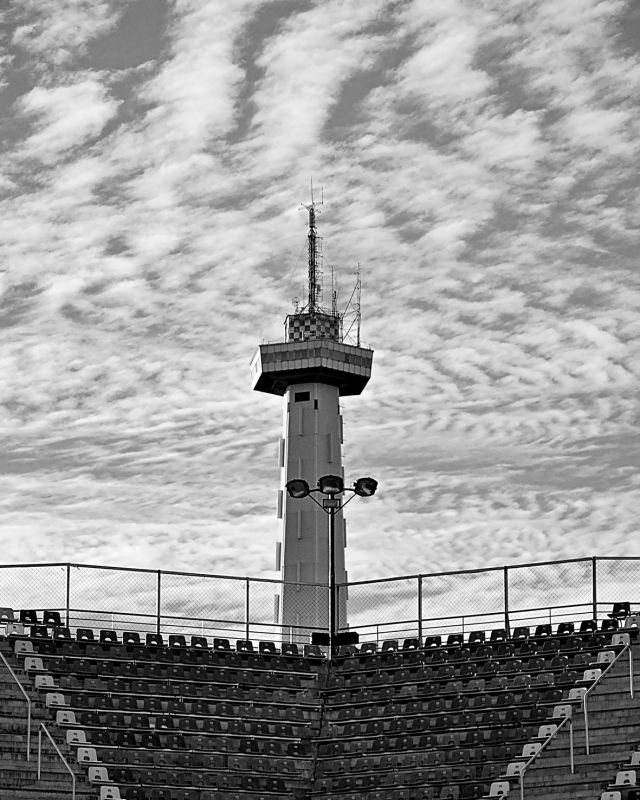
245 578 250 641
503 566 510 635
592 556 597 621
156 571 161 635
65 565 71 628
417 575 423 642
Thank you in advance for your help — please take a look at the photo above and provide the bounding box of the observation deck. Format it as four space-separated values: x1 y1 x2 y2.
251 337 373 397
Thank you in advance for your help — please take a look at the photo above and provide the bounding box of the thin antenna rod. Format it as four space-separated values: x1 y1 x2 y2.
356 262 362 347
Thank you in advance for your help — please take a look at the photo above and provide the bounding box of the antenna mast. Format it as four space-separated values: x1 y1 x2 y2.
303 180 323 313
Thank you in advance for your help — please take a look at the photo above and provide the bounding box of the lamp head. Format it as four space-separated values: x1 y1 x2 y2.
318 475 344 495
353 477 378 497
285 479 311 499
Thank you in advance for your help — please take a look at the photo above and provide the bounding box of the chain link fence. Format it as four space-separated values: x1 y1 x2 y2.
1 557 639 644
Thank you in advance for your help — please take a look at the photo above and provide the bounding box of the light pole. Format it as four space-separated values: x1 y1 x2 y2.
285 475 378 655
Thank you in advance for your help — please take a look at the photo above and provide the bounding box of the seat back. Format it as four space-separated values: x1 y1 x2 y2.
488 780 510 796
521 743 541 758
88 766 109 783
77 747 98 763
557 621 574 635
612 633 631 647
538 724 558 739
597 650 616 664
615 770 636 785
582 668 602 682
100 788 121 800
506 762 524 776
610 602 631 619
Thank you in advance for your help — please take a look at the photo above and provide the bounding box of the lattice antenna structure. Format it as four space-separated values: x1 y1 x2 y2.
340 263 363 347
301 181 324 314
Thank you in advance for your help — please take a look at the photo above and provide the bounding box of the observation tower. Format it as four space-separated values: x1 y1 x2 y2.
251 196 373 639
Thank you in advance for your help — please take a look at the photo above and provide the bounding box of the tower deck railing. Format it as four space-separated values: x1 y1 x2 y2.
0 556 637 644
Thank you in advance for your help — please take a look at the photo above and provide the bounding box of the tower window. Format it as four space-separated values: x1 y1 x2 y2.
294 391 310 402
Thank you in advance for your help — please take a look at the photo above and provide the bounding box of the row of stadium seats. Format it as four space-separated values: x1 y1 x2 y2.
337 616 633 657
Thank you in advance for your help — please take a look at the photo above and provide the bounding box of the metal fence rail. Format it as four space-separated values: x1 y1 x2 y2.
0 556 638 643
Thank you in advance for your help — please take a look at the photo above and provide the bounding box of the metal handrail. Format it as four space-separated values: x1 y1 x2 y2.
583 639 633 754
0 648 32 760
37 722 75 800
518 714 574 800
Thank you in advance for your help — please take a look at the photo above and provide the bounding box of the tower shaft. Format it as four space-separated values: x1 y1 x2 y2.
278 382 346 638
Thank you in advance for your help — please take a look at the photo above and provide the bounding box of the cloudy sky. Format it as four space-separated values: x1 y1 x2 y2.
1 0 639 618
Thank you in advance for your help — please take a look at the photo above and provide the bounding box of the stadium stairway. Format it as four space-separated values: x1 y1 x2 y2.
512 644 640 800
0 642 96 799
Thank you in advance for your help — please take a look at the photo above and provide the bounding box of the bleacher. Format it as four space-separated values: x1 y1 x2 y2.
1 605 639 800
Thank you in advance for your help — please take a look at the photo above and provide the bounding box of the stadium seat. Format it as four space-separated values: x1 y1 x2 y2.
609 602 631 619
468 631 485 646
424 635 442 648
146 633 164 647
259 640 278 655
490 628 508 642
511 626 529 640
122 630 141 645
236 639 254 652
615 771 637 786
600 793 622 800
556 621 574 636
100 788 122 800
42 610 62 626
76 628 95 642
52 626 72 640
30 626 49 639
579 619 597 636
487 780 510 796
20 609 39 625
213 637 232 651
447 634 463 647
601 619 619 632
0 607 15 623
534 624 552 638
282 642 300 657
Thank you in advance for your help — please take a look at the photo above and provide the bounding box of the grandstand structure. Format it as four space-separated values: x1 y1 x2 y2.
0 559 639 799
2 210 639 800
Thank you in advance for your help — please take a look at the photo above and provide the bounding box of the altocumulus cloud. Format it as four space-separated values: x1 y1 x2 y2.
0 0 638 614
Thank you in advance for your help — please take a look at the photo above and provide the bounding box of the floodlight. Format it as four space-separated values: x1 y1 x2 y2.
285 479 310 498
318 475 344 495
353 477 378 497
